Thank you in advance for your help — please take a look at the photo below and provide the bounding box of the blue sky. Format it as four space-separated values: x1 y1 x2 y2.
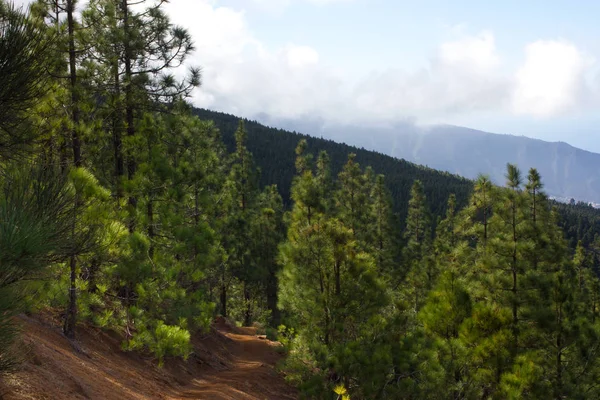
242 0 600 72
15 0 600 151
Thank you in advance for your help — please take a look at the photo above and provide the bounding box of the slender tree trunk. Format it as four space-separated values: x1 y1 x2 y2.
593 290 597 323
147 197 154 258
318 268 329 345
122 0 137 231
67 0 81 168
220 283 227 318
243 282 252 327
266 273 280 327
220 265 227 317
335 260 341 296
112 63 124 198
64 252 77 338
63 0 80 339
87 257 99 293
59 130 68 174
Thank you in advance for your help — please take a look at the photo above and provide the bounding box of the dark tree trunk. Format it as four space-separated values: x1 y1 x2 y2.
112 63 124 198
63 0 80 340
59 130 68 174
63 252 77 338
335 260 341 296
147 198 154 258
87 257 100 293
121 0 137 232
220 281 227 318
243 283 252 327
67 0 81 168
266 273 280 327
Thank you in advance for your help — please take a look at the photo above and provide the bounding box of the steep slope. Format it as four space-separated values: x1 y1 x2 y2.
0 314 296 400
265 117 600 203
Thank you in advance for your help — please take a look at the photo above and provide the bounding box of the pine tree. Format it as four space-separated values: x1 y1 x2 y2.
82 0 199 221
0 2 52 156
335 154 375 255
279 142 330 341
0 2 76 368
402 180 433 312
536 221 600 398
574 241 600 321
435 194 458 257
251 185 284 327
420 266 473 399
220 121 259 323
278 142 388 396
370 174 396 274
465 174 495 247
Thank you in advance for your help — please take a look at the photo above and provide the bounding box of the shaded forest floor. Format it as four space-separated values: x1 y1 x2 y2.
0 313 297 400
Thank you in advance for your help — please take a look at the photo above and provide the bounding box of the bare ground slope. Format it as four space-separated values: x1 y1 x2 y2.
0 314 297 400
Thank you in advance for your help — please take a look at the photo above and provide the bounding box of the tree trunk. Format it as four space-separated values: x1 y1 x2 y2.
243 283 252 327
67 0 81 168
266 273 280 327
122 0 137 232
335 260 341 296
87 257 99 293
147 197 154 258
59 130 68 174
112 62 124 198
63 252 77 338
63 0 80 340
220 281 227 318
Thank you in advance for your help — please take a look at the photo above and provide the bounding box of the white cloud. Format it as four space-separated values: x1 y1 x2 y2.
164 1 598 124
348 31 509 122
512 40 593 117
439 31 500 72
7 0 599 123
285 45 319 68
164 0 348 120
163 1 515 123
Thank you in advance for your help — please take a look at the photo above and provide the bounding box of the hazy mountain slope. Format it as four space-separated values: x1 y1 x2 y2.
409 125 600 203
264 117 600 203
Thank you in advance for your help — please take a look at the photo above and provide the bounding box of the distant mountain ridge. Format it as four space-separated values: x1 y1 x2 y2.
261 116 600 203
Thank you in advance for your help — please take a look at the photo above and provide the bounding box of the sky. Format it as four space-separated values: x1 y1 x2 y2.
13 0 600 152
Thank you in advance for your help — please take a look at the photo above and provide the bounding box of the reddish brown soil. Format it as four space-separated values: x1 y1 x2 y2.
0 314 297 400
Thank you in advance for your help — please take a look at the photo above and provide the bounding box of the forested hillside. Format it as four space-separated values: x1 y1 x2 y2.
3 2 600 399
193 108 474 226
195 108 600 252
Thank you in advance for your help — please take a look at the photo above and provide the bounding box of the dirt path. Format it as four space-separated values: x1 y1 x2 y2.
0 314 297 400
172 324 297 400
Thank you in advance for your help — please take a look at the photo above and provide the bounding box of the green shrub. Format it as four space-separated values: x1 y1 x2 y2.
125 319 192 367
